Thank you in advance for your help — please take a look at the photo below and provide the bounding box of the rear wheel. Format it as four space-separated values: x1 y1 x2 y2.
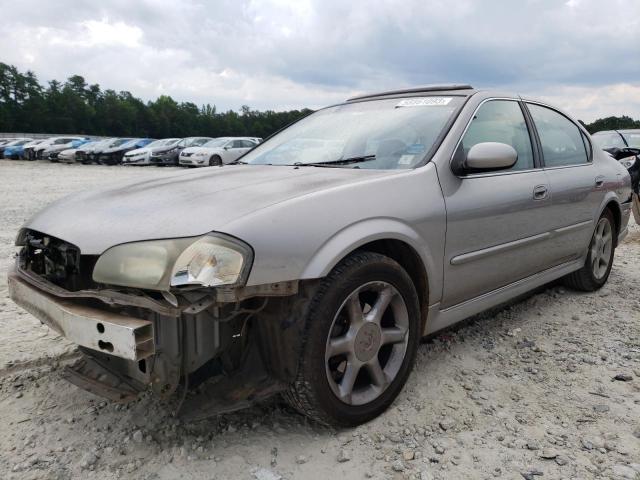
632 193 640 225
564 209 616 291
284 251 421 427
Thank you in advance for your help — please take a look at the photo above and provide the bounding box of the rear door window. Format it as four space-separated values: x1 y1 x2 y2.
527 104 589 167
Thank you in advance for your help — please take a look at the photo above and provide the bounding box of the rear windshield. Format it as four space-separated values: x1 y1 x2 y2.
620 131 640 148
240 96 464 169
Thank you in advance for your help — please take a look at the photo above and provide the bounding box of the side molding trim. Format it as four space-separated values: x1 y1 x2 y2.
450 220 593 266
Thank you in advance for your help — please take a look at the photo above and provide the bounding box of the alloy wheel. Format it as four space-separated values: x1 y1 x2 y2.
591 217 613 280
325 281 409 406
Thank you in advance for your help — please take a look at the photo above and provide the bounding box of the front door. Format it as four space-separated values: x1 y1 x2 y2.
440 99 556 308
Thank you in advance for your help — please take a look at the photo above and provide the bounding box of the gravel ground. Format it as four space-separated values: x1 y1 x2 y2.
0 160 639 480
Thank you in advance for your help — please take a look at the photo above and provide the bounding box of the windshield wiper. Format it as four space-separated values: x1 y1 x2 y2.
293 154 376 167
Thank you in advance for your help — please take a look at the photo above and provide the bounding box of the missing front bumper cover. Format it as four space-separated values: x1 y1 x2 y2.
8 268 154 361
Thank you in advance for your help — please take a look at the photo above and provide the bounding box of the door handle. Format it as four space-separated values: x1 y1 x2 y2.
595 175 605 188
533 184 548 200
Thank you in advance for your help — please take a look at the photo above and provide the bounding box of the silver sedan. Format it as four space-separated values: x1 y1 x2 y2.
8 85 632 426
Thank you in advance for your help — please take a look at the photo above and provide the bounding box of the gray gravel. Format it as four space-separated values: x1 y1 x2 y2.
1 160 639 479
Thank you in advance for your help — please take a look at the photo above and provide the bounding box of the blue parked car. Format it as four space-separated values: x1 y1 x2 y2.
1 138 33 159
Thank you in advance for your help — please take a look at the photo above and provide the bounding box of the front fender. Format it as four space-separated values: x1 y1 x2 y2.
299 217 440 305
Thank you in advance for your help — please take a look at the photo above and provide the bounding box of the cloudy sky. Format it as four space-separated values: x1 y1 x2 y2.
1 0 639 122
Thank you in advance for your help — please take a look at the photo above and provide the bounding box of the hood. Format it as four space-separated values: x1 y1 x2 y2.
152 145 179 154
124 147 151 157
24 165 398 254
181 146 212 155
44 144 71 153
102 146 131 153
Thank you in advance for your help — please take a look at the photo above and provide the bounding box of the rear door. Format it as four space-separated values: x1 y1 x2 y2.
525 102 603 263
440 99 557 308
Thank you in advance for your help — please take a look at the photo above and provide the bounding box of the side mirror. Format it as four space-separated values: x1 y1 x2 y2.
465 142 517 171
224 146 231 150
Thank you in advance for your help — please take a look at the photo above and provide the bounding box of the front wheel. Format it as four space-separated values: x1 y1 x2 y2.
564 209 616 291
209 155 222 166
284 251 421 427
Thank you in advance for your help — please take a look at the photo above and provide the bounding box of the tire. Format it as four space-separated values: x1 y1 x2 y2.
209 155 222 167
632 193 640 225
284 251 421 427
564 208 616 292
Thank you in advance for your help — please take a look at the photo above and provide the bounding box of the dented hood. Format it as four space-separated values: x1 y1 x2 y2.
24 165 396 254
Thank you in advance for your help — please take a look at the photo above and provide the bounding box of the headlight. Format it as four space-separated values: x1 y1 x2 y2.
92 234 252 290
171 236 251 287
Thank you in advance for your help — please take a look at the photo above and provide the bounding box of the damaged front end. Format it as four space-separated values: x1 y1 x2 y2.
8 230 311 420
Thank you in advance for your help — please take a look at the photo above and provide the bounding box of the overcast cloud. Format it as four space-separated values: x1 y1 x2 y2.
1 0 639 121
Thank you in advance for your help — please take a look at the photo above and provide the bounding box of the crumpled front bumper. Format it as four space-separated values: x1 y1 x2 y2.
7 266 154 361
150 154 176 165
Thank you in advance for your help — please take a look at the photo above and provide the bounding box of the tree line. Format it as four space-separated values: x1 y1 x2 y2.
579 115 640 134
0 63 313 139
1 62 638 138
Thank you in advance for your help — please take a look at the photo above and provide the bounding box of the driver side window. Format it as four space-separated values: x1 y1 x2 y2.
460 100 535 171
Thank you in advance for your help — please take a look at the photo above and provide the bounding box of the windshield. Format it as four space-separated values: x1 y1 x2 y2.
146 139 176 149
145 140 163 149
122 139 144 148
592 132 626 149
8 139 30 146
188 137 212 146
108 138 133 148
240 96 464 169
202 138 228 148
620 131 640 148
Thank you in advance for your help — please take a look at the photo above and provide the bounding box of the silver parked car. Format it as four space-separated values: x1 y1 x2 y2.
179 137 259 167
8 85 632 426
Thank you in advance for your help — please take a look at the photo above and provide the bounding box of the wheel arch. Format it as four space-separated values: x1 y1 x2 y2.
354 239 430 333
299 220 435 333
598 195 622 246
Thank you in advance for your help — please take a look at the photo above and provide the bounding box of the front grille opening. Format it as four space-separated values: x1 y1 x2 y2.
22 229 99 291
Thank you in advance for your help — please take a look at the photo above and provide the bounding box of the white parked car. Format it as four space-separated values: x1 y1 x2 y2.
179 137 259 167
43 138 91 162
58 140 102 164
122 138 182 166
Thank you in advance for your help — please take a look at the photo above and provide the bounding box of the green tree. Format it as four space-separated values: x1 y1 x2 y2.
585 116 640 134
0 63 314 137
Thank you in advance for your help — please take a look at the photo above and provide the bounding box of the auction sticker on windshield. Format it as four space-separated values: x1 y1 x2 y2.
396 97 452 107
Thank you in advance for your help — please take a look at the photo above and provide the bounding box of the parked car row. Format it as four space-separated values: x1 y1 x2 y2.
1 135 263 167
